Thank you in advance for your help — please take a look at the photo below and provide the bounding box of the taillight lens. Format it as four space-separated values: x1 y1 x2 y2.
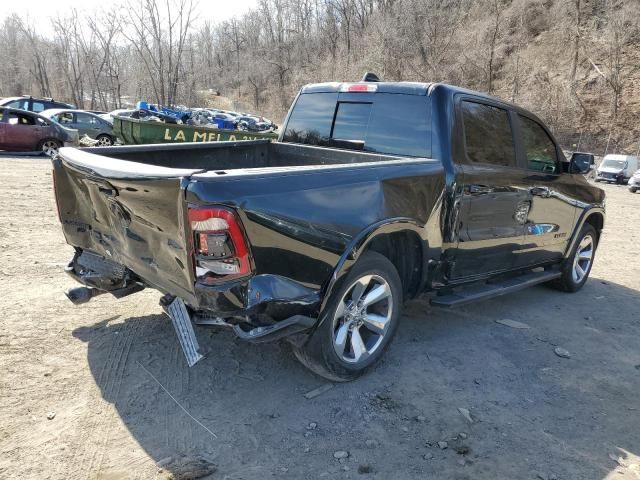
188 207 252 284
340 83 377 93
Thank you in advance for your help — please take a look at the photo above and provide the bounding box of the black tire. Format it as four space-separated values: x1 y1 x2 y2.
38 138 61 157
630 187 638 193
96 134 114 146
293 251 402 382
548 223 598 293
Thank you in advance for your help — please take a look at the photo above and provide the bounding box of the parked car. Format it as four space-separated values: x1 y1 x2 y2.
0 95 75 113
0 106 78 156
53 79 604 381
595 154 639 184
41 109 116 146
628 169 640 193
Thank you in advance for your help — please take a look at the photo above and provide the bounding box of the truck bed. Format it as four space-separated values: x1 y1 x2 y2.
62 140 418 177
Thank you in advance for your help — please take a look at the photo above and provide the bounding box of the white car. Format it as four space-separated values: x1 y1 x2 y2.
595 154 639 184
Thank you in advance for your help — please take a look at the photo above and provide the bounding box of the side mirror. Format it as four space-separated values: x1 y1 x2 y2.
570 153 593 174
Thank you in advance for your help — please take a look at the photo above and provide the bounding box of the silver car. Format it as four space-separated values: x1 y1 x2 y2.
41 109 116 146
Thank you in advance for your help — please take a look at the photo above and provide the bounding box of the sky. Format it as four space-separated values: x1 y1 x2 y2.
1 0 259 35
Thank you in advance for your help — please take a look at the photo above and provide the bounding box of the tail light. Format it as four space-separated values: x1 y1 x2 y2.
188 206 252 284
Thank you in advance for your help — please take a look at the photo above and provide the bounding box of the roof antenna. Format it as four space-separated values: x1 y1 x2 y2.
361 72 380 82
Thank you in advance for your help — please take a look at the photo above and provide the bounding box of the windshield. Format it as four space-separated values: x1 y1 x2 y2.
282 92 432 158
602 159 627 169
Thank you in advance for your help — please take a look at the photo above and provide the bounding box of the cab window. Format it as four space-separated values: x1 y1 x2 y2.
461 101 516 167
518 115 558 174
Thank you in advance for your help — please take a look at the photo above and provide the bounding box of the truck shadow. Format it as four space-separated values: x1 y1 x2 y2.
72 276 640 479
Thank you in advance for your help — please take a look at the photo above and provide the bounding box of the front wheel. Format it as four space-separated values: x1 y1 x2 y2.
293 251 402 382
548 224 598 292
630 186 638 193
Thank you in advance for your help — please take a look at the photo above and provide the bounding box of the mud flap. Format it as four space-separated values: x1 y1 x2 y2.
164 297 204 367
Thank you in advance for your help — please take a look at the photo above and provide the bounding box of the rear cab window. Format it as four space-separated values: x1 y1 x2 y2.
282 90 432 158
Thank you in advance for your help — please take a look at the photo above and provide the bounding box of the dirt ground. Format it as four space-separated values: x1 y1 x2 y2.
0 156 638 480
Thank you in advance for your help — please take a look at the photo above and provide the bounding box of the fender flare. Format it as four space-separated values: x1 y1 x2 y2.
565 206 605 257
319 218 428 315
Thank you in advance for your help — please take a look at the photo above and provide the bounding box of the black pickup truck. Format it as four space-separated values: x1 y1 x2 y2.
53 79 605 381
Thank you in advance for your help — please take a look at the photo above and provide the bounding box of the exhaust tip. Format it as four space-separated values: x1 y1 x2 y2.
65 287 100 305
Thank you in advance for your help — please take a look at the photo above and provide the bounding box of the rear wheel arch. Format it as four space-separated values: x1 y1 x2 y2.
321 220 428 315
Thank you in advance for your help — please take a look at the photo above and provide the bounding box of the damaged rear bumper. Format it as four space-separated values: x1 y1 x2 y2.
65 249 322 343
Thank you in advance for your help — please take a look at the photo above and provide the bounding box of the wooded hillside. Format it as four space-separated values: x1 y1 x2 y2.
1 0 638 155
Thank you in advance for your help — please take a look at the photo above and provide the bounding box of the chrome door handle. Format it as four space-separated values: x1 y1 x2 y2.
529 187 550 198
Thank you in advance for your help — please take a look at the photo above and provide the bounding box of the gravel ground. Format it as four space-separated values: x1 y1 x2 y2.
0 157 638 480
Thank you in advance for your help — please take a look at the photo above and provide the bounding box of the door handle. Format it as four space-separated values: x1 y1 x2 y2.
529 186 550 198
468 184 492 194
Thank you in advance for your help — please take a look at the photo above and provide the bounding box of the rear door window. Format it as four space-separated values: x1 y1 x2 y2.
76 113 96 126
518 115 558 174
283 92 431 158
6 112 36 125
461 101 516 167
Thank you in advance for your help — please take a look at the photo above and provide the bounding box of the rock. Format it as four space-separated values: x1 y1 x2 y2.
304 447 310 453
365 439 377 448
554 347 571 359
438 441 448 449
495 319 530 329
457 458 466 466
453 444 470 455
358 464 372 474
342 465 350 471
304 431 312 437
160 456 216 480
423 452 434 460
584 316 593 321
416 415 427 422
536 474 547 480
334 450 349 459
307 422 318 430
401 426 409 432
46 412 56 420
634 365 640 370
304 384 334 399
458 407 474 423
459 432 468 439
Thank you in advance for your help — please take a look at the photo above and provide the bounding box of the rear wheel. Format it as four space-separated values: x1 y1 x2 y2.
548 224 597 292
96 134 114 146
293 251 402 381
39 139 61 157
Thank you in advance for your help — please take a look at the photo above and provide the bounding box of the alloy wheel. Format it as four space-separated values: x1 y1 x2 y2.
42 140 59 157
98 135 113 146
332 274 393 364
572 234 594 283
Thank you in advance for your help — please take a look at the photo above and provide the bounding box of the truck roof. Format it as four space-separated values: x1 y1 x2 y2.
300 81 522 108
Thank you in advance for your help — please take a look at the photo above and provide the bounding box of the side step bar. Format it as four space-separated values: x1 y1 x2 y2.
431 270 561 307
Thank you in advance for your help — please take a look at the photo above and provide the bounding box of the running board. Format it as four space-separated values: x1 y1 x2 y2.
431 270 561 307
164 297 204 367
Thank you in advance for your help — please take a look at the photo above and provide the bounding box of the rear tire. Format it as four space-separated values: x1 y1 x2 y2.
548 224 597 293
293 251 402 382
96 134 114 146
630 187 638 193
39 139 61 157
